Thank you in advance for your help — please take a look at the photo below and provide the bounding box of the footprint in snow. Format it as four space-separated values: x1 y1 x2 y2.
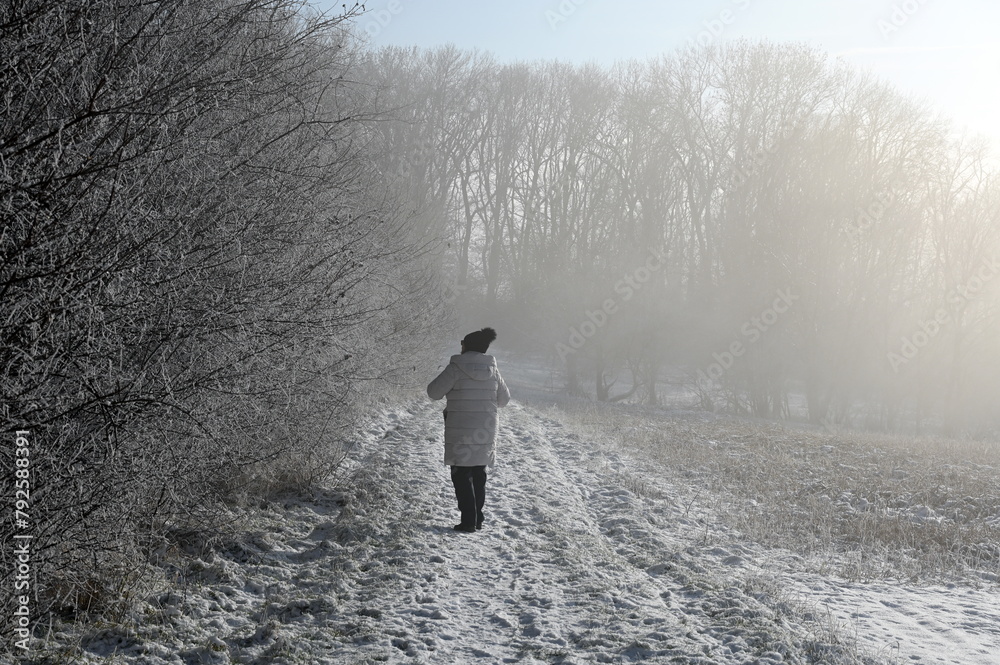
490 613 514 629
469 647 495 658
416 607 449 620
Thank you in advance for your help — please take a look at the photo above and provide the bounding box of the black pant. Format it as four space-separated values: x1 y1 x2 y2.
450 465 487 528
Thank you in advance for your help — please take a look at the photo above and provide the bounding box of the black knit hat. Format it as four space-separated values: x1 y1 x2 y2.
462 327 497 353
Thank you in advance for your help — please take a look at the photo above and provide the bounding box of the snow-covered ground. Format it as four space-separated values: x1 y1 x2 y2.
27 363 1000 664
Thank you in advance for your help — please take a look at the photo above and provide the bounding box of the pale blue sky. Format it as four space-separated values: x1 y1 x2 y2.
310 0 1000 147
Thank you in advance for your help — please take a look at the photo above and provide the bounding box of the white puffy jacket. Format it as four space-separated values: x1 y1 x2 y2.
427 352 510 466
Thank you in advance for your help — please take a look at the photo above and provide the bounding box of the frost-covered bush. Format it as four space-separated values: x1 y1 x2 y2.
0 0 442 630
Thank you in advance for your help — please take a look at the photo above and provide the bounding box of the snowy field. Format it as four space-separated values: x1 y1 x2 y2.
24 360 1000 664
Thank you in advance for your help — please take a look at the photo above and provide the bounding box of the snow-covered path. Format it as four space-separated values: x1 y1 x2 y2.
57 395 1000 664
235 399 866 665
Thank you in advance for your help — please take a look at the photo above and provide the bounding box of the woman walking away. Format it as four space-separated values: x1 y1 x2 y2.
427 327 511 533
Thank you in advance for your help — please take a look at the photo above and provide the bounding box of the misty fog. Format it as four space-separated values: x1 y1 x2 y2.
5 0 1000 639
362 41 1000 438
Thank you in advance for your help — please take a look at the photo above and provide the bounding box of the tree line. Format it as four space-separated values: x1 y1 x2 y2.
361 42 1000 436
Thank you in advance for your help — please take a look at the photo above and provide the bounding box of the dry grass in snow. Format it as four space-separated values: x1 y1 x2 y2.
556 400 1000 586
